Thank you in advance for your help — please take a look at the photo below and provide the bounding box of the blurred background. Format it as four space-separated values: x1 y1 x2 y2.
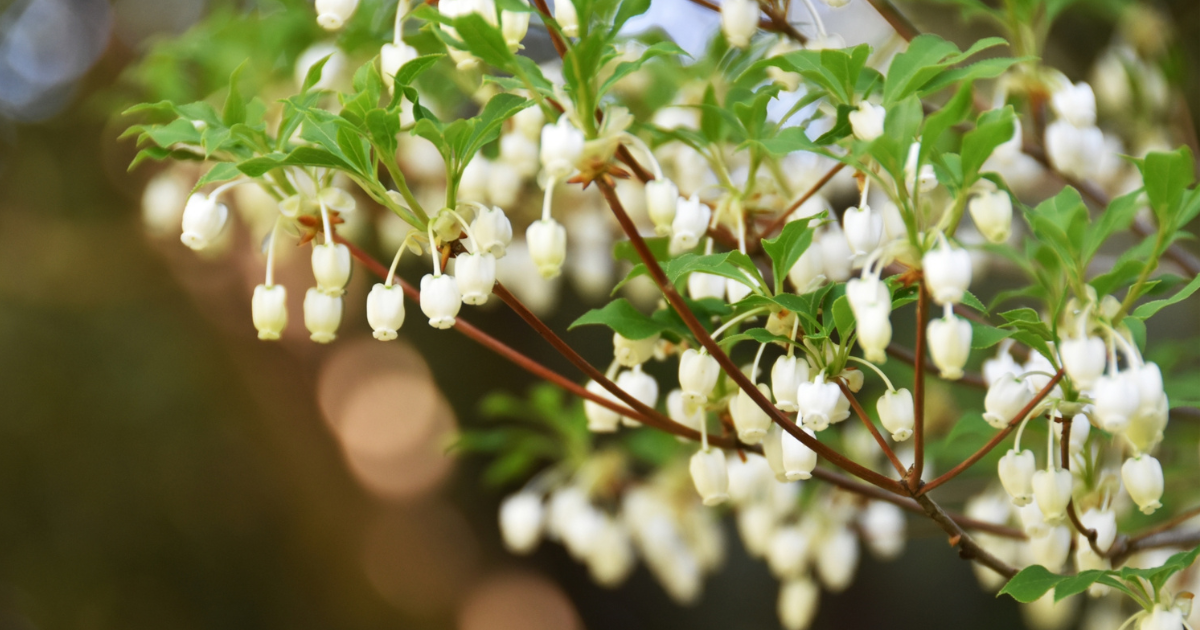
0 0 1196 629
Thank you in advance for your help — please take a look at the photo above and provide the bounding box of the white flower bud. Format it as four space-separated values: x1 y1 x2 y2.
731 383 774 444
816 526 859 592
679 348 720 406
499 133 540 178
455 252 496 305
1078 508 1117 553
860 501 907 560
366 283 406 340
847 275 892 362
904 142 938 194
771 355 809 413
645 179 680 236
737 504 775 558
499 492 544 554
1142 605 1184 630
513 105 544 141
998 448 1037 506
763 422 818 482
587 517 634 588
311 243 352 295
983 373 1036 429
666 389 705 435
1050 81 1097 128
316 0 359 30
818 224 853 282
841 367 864 392
778 578 820 630
1136 362 1168 416
1045 120 1105 181
927 314 972 380
688 272 726 300
616 366 658 427
690 448 730 506
501 2 531 50
1060 335 1106 390
180 193 228 250
968 190 1014 244
923 241 972 305
1122 454 1163 515
611 333 655 368
727 277 754 303
669 194 711 255
553 0 578 37
984 344 1023 386
584 380 621 432
540 115 585 179
561 503 601 560
1094 370 1141 433
726 453 772 505
303 288 342 343
766 525 810 578
796 374 846 432
1032 468 1073 522
1030 524 1072 572
380 42 419 94
419 273 461 329
252 284 288 340
470 205 513 259
1019 501 1050 538
787 245 825 293
526 218 567 279
1054 413 1090 454
720 0 760 48
849 101 886 141
877 388 915 441
843 205 883 260
1074 544 1110 596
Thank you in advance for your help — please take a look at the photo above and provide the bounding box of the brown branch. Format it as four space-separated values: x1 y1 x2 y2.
595 178 906 493
911 491 1019 579
862 0 921 42
918 370 1064 495
528 0 568 58
836 380 907 477
757 162 846 242
909 281 928 491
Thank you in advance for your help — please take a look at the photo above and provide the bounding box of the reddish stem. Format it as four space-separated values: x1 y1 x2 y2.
757 163 846 243
836 380 907 477
909 281 928 492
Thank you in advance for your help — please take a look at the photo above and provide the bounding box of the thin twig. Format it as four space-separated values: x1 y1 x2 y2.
758 162 846 242
837 380 908 477
909 281 928 491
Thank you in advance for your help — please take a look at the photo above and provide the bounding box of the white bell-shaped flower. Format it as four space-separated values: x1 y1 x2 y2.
818 224 853 282
1054 413 1091 454
737 504 775 558
731 383 774 444
1030 524 1072 572
1050 81 1097 128
312 242 352 295
727 277 754 303
983 343 1023 386
499 133 540 178
615 333 658 367
778 577 820 630
904 142 938 194
687 271 724 300
588 516 635 588
690 448 730 506
1078 508 1117 553
726 453 772 505
968 190 1014 244
669 194 711 255
1019 501 1050 538
540 115 585 178
584 380 621 432
553 0 578 37
923 241 972 305
847 275 892 363
526 218 567 279
1141 605 1184 630
877 388 915 441
666 389 705 434
616 366 658 427
815 526 859 592
1060 335 1106 390
500 2 531 50
927 314 972 380
366 283 405 340
796 373 845 432
998 448 1037 506
1121 454 1164 515
763 423 818 482
252 284 288 340
840 367 865 392
455 252 496 305
303 287 342 343
766 525 810 578
513 103 544 141
770 355 809 413
499 492 544 554
679 348 720 406
849 101 885 141
316 0 359 30
419 273 461 329
787 245 825 293
380 41 419 94
180 193 228 250
1093 370 1141 432
1135 362 1168 416
983 373 1036 429
645 179 680 236
1045 120 1105 180
470 205 513 259
1032 468 1073 522
843 205 883 260
860 501 906 560
720 0 760 48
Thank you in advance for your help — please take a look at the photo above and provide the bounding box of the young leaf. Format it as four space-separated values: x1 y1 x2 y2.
1131 273 1200 321
570 298 671 339
1139 147 1196 228
222 60 249 127
998 565 1065 603
961 107 1015 184
761 218 816 295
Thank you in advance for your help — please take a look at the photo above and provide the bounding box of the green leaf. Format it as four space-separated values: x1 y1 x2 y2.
613 0 651 31
920 56 1028 96
998 565 1065 603
599 41 686 97
832 295 855 340
761 218 816 295
1130 273 1200 320
721 327 800 348
366 108 400 162
461 92 532 169
393 53 445 89
883 35 1006 105
663 251 766 291
142 118 203 148
236 147 353 177
971 320 1013 349
222 60 248 127
452 13 515 69
1083 189 1142 266
921 81 974 158
301 53 334 93
962 107 1015 184
193 162 241 190
1140 147 1196 228
570 298 670 339
613 237 670 265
